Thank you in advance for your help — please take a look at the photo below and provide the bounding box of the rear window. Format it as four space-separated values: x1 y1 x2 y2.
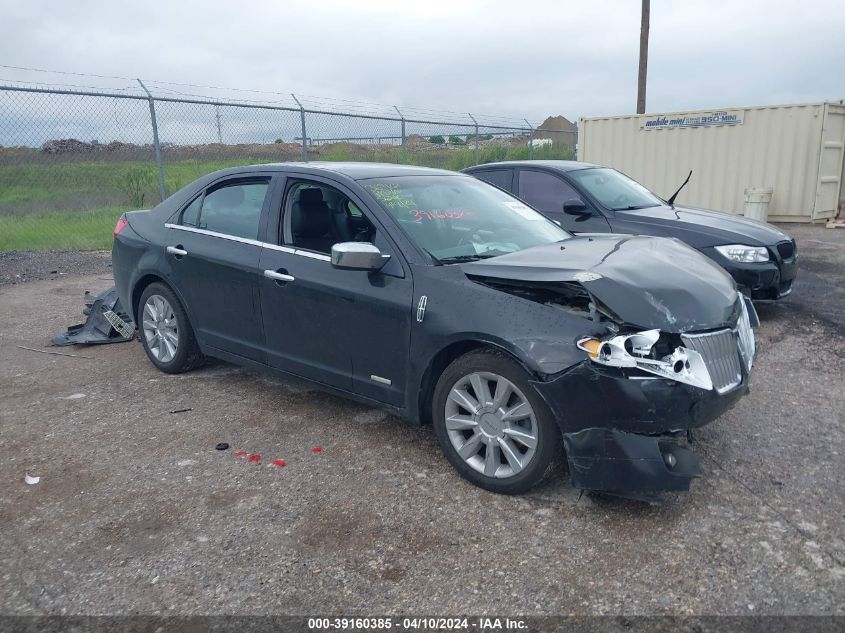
472 169 513 191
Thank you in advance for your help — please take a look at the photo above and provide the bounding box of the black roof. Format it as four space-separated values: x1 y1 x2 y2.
239 161 461 180
463 160 600 172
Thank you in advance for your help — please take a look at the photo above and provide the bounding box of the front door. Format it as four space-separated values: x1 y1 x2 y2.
258 177 413 406
517 169 611 233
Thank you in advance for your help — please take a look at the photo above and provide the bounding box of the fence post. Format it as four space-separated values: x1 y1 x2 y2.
136 79 166 202
468 113 479 165
291 93 308 162
215 105 223 144
524 119 534 160
393 105 406 163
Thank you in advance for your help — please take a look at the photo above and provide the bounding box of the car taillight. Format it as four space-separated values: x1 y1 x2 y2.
114 216 128 237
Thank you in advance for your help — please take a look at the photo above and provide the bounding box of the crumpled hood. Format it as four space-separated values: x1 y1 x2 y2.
461 234 739 333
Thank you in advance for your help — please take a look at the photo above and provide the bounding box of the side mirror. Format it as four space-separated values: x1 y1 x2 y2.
331 242 390 271
563 199 589 216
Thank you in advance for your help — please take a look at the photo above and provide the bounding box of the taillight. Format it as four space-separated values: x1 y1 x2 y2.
114 216 128 237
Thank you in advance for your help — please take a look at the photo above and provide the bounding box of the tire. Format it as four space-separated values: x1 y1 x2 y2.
432 348 562 494
137 282 204 374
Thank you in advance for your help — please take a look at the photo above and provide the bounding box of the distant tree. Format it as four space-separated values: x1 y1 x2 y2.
274 138 284 144
429 135 445 145
448 135 465 145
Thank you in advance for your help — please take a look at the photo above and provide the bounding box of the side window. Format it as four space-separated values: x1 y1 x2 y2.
473 169 513 191
346 200 363 218
180 195 202 227
181 180 269 239
518 170 582 214
284 181 377 255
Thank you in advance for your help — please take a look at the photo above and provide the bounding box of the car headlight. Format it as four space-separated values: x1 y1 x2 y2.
714 244 769 263
578 329 714 391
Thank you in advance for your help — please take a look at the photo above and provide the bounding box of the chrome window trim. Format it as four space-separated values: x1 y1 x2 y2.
165 223 263 247
294 249 332 262
262 243 298 255
165 223 331 261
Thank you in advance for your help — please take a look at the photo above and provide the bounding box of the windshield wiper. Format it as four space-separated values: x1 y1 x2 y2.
613 204 659 211
422 248 442 265
437 254 498 264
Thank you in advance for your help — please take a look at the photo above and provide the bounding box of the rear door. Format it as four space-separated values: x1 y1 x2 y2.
164 175 272 362
516 168 611 233
258 175 414 406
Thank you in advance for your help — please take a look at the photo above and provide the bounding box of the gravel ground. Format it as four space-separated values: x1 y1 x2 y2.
0 225 842 616
0 250 112 286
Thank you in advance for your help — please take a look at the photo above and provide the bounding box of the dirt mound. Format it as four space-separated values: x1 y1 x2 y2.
535 115 577 146
41 139 97 154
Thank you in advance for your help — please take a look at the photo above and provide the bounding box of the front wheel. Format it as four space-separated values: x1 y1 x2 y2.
432 349 562 494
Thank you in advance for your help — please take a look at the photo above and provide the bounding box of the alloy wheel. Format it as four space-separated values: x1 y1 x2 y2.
444 371 538 478
142 294 178 363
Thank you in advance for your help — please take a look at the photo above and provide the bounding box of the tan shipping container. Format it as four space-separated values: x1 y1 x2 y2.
579 101 845 222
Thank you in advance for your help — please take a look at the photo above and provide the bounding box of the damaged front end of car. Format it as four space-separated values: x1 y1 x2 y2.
555 296 757 502
462 235 759 501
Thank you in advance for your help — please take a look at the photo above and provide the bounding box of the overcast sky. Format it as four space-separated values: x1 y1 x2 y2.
1 0 844 125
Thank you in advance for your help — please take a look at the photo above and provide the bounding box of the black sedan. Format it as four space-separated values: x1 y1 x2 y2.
113 162 757 499
464 160 797 300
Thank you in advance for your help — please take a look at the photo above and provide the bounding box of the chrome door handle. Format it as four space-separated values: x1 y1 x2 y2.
166 246 188 256
264 269 295 282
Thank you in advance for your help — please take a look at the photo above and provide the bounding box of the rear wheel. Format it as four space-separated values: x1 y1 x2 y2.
433 349 561 494
138 282 204 374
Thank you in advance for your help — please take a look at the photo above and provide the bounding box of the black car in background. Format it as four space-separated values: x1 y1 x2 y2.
113 163 757 500
464 160 797 300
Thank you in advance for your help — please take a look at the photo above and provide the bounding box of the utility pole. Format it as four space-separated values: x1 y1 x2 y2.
637 0 650 114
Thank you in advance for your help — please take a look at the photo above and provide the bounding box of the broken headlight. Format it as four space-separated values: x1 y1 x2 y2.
577 329 713 391
714 244 769 263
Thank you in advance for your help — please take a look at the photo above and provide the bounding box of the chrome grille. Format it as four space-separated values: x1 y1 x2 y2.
681 329 742 393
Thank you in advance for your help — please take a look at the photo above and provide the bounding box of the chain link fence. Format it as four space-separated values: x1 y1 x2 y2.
0 84 576 252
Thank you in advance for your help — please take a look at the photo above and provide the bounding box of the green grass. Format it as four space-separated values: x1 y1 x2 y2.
0 207 123 252
0 142 575 252
0 157 274 211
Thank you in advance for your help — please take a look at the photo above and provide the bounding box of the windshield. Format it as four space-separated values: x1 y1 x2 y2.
568 168 663 211
363 175 569 263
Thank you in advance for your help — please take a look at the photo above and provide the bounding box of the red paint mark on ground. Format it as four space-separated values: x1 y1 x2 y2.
247 454 261 463
311 447 323 453
233 451 247 457
272 459 286 468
